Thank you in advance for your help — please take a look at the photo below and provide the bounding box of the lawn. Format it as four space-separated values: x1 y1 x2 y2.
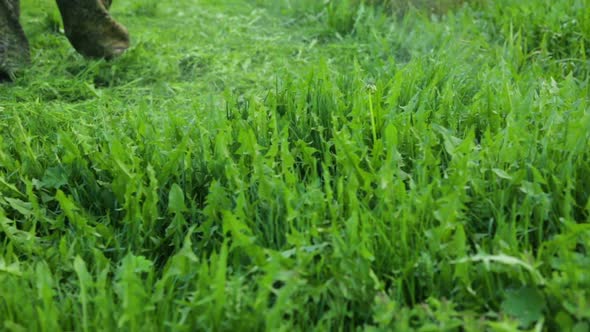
1 0 589 330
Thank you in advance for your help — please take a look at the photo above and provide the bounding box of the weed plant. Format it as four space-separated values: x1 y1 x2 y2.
1 0 589 330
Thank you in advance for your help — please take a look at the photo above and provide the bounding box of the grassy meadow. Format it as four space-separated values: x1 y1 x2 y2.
1 0 590 330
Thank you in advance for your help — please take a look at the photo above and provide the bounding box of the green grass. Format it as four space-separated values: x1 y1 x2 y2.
1 0 589 330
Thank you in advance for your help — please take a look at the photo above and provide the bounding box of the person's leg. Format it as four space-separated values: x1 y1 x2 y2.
0 0 30 80
55 0 129 59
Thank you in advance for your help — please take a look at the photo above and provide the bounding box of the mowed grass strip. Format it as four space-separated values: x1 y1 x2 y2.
1 0 589 330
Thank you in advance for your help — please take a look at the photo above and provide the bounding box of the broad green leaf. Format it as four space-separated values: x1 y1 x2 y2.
168 183 187 214
4 198 32 217
501 287 545 328
492 168 513 180
40 167 68 189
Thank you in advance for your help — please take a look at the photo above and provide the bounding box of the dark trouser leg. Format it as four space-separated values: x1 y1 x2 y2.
0 0 30 80
55 0 129 59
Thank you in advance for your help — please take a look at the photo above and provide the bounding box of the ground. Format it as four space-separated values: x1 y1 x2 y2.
0 0 589 331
